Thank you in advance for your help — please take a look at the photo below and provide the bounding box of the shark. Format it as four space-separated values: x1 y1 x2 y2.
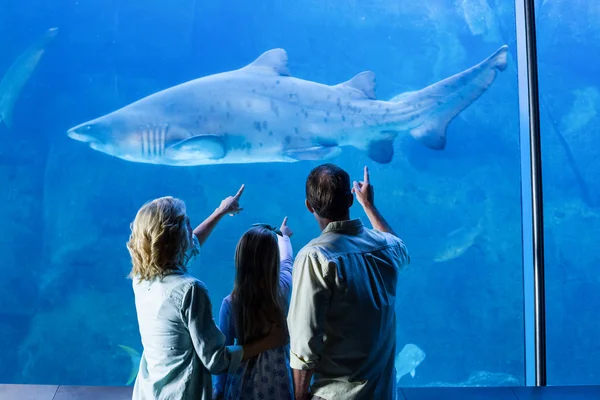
67 45 508 166
0 27 58 128
395 343 426 383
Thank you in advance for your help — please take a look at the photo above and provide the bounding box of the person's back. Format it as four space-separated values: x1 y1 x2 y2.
133 273 229 399
288 164 410 400
292 221 407 399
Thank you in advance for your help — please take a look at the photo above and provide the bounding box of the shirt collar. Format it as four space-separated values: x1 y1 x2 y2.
322 218 364 235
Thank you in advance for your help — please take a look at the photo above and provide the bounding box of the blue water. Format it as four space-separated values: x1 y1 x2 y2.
0 0 598 389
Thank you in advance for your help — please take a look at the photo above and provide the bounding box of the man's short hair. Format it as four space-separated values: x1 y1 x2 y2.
305 163 352 220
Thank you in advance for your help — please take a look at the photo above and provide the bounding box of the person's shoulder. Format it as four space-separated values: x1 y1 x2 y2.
296 240 327 262
169 274 209 301
365 227 402 244
387 233 407 248
366 229 410 265
221 293 233 307
365 228 408 253
169 273 202 288
187 276 210 294
294 242 335 278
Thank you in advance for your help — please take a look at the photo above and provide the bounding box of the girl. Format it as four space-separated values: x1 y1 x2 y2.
127 185 286 400
214 217 295 400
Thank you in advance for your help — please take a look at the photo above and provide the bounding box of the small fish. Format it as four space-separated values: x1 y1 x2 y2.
395 343 426 383
118 344 141 385
433 218 484 263
67 46 508 166
0 27 58 128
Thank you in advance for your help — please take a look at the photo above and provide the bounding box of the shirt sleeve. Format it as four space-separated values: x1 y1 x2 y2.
181 281 243 375
286 250 331 370
214 296 235 397
278 235 294 300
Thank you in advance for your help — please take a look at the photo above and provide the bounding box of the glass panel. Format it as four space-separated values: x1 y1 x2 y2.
536 0 600 386
0 0 525 387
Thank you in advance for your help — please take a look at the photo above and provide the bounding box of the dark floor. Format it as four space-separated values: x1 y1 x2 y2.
1 385 600 399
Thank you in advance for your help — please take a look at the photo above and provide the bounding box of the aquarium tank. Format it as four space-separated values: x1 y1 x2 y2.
0 0 598 389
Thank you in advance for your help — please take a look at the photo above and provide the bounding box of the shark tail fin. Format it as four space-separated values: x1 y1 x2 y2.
118 345 141 386
391 45 509 150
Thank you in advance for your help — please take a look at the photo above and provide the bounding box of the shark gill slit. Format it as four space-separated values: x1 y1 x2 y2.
154 125 160 158
141 128 147 158
160 124 167 157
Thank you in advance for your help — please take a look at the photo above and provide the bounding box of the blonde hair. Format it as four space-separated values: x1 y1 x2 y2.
126 196 193 281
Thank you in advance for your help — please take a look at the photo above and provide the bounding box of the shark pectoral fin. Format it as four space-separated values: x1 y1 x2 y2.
168 135 227 160
334 71 377 100
408 120 448 150
410 369 416 378
284 146 342 161
244 48 290 76
361 134 396 164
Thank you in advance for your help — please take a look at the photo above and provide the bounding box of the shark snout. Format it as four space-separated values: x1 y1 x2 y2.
67 125 97 143
67 117 121 157
67 118 113 145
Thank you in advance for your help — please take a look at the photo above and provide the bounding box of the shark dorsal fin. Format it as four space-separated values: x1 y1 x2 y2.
245 49 290 76
334 71 377 100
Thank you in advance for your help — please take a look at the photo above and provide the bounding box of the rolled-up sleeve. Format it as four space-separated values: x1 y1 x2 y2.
182 282 243 375
287 251 330 370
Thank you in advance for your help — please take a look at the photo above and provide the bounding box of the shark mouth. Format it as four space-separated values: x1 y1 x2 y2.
67 129 95 143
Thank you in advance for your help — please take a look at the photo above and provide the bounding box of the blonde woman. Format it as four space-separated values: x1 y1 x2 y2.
127 185 286 400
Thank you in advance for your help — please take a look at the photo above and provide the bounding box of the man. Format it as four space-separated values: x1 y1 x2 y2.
287 163 410 400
